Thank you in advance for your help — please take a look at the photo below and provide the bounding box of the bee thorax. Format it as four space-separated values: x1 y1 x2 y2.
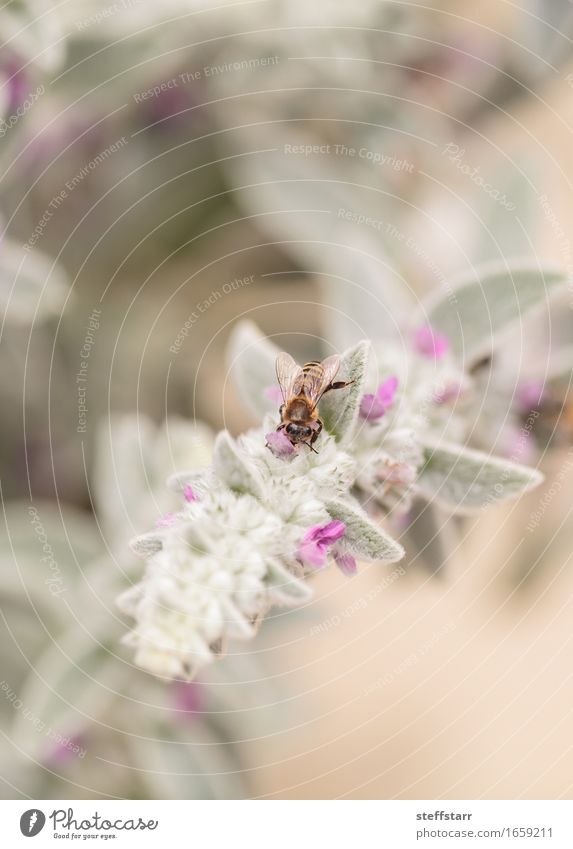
285 399 312 421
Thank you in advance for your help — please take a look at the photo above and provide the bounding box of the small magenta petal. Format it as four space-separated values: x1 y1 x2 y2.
44 735 85 765
393 509 414 530
434 382 462 404
298 538 327 567
171 680 204 721
360 375 399 421
183 484 198 503
2 56 29 112
266 430 295 457
45 744 71 765
517 380 545 411
333 550 357 576
316 520 346 544
156 512 177 528
360 392 384 420
414 325 449 359
297 520 347 567
377 375 399 405
375 459 417 487
264 385 283 405
501 425 535 464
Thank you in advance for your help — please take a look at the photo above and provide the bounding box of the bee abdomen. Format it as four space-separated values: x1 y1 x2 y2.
302 361 323 375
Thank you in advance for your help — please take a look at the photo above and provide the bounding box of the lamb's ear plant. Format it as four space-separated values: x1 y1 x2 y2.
314 256 572 571
120 291 551 678
0 238 70 325
3 416 260 799
118 338 406 680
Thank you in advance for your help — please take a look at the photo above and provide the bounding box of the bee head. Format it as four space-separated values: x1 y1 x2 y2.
285 423 312 439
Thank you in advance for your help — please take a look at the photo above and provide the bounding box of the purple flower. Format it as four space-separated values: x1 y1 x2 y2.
141 82 198 132
433 382 462 404
171 680 204 722
183 484 198 503
501 425 535 465
2 56 29 112
360 376 399 421
266 430 295 457
333 549 357 576
414 325 449 359
517 380 545 412
264 385 283 405
297 520 346 568
156 512 178 528
393 509 414 530
376 460 417 487
44 734 86 766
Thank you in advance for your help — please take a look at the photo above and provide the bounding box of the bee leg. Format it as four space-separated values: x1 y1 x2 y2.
306 419 323 453
322 379 355 395
310 419 323 445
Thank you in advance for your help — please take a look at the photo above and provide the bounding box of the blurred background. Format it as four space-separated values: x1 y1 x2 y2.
2 0 573 799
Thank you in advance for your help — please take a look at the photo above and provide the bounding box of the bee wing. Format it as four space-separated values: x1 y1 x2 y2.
303 354 341 408
275 352 304 404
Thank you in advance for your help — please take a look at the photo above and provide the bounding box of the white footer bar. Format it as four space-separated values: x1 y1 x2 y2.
2 800 572 848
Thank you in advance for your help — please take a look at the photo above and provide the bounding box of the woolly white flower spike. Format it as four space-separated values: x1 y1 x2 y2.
166 469 216 503
212 430 266 498
120 419 404 677
121 508 275 679
121 316 548 679
265 558 314 606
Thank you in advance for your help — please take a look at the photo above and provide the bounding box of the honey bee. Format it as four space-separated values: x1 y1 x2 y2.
272 352 353 451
